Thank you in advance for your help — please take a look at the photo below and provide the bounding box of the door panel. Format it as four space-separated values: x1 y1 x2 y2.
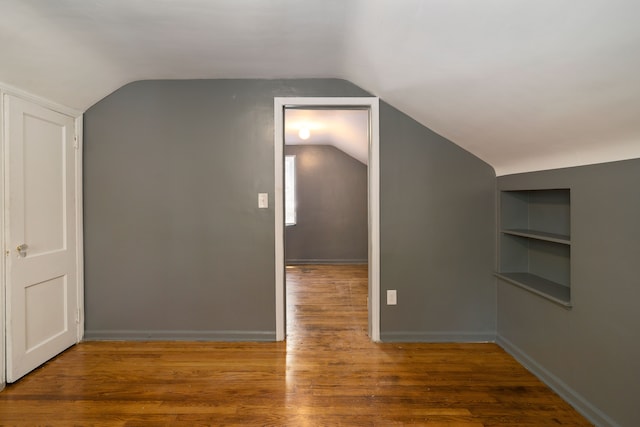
5 95 78 383
24 113 66 255
25 275 67 351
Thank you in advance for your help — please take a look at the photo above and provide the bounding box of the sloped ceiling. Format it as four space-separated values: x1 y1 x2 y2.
285 109 369 165
2 0 640 175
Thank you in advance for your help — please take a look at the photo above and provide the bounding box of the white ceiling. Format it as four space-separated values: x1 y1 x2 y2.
285 109 369 165
2 0 640 175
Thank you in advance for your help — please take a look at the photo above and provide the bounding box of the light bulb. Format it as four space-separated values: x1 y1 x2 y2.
298 127 311 140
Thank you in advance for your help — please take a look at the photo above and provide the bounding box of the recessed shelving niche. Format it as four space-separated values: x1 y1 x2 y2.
496 189 571 307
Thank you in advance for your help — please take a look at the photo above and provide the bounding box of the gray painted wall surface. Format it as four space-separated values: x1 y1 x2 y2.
497 158 640 427
284 145 367 263
379 101 497 341
83 79 370 339
83 78 497 343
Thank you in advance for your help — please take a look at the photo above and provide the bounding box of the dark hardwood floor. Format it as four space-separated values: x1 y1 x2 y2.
0 264 591 426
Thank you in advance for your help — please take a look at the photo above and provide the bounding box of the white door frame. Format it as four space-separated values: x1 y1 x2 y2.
274 97 380 342
0 82 84 388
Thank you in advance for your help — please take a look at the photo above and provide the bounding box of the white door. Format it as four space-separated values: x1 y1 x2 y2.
4 95 79 383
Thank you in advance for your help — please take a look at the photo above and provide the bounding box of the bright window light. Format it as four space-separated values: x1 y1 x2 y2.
285 155 297 226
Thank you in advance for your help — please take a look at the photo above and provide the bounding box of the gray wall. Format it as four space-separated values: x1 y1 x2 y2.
284 145 367 264
379 101 497 341
497 158 640 427
83 79 370 339
83 78 497 342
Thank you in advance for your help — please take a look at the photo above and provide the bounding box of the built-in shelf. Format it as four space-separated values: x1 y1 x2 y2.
501 229 570 245
497 189 571 306
495 272 572 307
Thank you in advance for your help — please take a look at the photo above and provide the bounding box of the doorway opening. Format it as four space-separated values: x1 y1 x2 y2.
274 97 380 342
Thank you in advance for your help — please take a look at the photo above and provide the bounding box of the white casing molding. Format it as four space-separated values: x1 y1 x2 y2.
274 97 380 342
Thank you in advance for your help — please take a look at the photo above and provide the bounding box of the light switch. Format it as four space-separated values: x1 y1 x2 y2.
258 193 269 208
387 290 397 305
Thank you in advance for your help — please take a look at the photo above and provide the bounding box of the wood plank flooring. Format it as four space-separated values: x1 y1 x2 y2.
0 264 591 426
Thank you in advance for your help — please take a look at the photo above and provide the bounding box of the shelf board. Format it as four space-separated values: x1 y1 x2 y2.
501 229 571 245
495 272 572 308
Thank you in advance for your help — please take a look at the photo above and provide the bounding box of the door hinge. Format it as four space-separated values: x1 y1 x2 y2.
74 135 79 150
76 308 82 324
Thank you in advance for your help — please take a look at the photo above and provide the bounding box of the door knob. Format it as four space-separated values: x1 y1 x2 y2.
16 243 28 257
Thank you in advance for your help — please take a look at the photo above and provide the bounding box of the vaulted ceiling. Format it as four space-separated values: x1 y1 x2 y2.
2 0 639 175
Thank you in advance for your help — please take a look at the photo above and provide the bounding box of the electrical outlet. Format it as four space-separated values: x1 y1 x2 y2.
387 290 397 305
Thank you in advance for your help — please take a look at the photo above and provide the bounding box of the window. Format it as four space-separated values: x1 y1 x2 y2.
284 155 297 225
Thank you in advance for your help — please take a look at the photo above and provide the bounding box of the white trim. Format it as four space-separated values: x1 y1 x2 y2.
0 81 82 117
0 91 5 388
368 99 380 342
75 116 85 342
274 102 285 340
274 97 380 342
